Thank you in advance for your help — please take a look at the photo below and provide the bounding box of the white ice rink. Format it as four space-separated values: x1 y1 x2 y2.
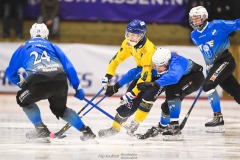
0 95 240 160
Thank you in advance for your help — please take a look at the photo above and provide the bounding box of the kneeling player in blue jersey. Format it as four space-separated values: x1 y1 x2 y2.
189 6 240 133
5 23 96 141
103 48 204 140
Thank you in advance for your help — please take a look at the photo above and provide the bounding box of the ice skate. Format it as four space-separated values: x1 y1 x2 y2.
26 123 51 143
98 113 127 138
137 123 166 139
126 120 139 136
205 112 225 133
162 121 183 141
80 126 96 141
98 127 119 138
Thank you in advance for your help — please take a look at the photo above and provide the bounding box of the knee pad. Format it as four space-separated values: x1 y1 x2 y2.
51 105 66 119
161 100 169 115
202 81 215 93
16 89 34 107
117 104 137 118
166 86 181 100
138 99 153 112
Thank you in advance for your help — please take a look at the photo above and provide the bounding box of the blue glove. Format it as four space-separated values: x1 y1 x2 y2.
74 88 85 100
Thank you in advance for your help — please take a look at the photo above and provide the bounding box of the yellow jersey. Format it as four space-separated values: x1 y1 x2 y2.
106 38 156 96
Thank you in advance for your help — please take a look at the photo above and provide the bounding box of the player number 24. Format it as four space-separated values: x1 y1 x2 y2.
30 51 51 65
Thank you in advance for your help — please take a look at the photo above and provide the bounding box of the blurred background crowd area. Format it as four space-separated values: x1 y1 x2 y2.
0 0 239 45
1 0 240 98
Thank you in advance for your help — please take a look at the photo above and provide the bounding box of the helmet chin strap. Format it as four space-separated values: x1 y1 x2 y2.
197 21 208 31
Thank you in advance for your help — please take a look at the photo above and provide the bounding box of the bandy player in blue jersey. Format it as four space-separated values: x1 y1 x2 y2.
189 6 240 133
5 23 96 141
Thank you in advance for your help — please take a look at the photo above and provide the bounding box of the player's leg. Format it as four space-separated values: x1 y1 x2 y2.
137 99 168 139
220 74 240 104
98 92 143 137
203 55 235 133
16 74 52 140
161 84 183 141
128 86 164 135
98 79 140 137
47 74 96 141
162 72 204 140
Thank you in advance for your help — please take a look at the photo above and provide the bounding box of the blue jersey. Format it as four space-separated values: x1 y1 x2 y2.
191 19 240 66
6 38 80 89
155 53 192 87
118 53 193 87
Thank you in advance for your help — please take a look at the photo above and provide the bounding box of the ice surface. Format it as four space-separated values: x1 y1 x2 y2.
0 95 240 160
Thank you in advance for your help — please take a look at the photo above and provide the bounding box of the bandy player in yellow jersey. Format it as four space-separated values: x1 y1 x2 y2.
99 19 157 137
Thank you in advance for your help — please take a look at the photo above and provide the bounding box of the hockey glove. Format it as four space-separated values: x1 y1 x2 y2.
101 74 113 90
17 74 25 88
137 82 160 91
105 83 121 97
74 85 85 100
120 91 135 105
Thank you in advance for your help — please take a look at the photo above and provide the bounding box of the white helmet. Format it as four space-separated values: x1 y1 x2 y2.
189 6 208 30
152 48 171 66
30 23 49 39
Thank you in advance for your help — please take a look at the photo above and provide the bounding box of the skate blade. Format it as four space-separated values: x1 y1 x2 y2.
206 126 225 133
126 130 136 137
163 135 183 141
80 135 96 141
26 137 51 143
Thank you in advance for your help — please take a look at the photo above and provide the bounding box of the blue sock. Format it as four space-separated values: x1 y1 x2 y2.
168 99 181 121
61 107 84 130
22 103 42 126
207 89 221 113
160 112 170 127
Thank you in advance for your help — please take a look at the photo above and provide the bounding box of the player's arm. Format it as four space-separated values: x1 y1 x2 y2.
53 44 85 100
102 40 131 89
105 67 142 96
155 61 185 87
217 19 240 32
53 44 80 89
5 47 23 87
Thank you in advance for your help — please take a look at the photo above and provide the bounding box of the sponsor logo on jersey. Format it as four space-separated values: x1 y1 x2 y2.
19 90 30 102
142 65 151 67
182 81 192 91
141 71 148 81
210 62 228 82
199 34 206 38
198 40 214 59
211 29 217 35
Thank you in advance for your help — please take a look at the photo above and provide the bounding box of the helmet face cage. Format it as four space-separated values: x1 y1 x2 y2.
189 6 208 30
30 23 49 39
125 19 146 45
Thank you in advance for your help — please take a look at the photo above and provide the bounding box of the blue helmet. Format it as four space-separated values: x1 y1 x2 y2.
126 19 147 35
